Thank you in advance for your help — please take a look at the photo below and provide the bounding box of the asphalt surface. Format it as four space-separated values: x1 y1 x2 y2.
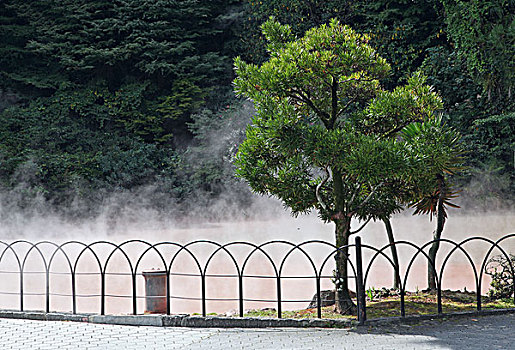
0 313 513 349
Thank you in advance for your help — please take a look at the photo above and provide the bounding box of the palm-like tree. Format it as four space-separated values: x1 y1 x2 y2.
402 116 465 289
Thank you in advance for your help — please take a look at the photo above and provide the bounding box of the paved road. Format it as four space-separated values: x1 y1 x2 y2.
0 313 513 349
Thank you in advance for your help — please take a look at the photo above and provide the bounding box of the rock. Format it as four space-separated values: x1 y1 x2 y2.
224 309 238 317
259 307 276 312
307 290 335 309
306 290 357 309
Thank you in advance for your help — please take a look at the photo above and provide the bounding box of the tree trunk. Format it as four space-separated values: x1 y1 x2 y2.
428 175 446 290
383 218 400 289
331 166 355 315
334 217 356 314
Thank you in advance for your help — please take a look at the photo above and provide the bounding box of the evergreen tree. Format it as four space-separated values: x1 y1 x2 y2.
234 19 452 313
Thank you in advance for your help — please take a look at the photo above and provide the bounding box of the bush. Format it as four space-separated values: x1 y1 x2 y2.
486 254 515 299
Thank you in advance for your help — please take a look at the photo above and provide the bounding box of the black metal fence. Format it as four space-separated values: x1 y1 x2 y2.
0 235 514 324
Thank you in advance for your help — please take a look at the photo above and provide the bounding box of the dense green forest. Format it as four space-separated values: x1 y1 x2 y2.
0 0 513 221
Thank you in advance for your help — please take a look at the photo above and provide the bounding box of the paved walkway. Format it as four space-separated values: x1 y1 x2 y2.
0 313 513 349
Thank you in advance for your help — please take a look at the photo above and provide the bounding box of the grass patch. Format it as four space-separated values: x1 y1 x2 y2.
231 290 514 320
243 307 354 319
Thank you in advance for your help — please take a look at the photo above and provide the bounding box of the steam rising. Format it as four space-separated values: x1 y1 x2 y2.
0 101 513 243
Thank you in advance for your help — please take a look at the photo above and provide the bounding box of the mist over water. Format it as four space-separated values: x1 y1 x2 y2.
1 187 512 243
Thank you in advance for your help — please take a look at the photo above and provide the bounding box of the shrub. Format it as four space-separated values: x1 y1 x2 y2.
486 254 515 299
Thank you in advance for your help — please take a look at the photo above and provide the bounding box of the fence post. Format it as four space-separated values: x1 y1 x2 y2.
100 272 105 315
276 277 282 318
20 272 24 312
238 275 244 317
201 274 206 317
72 272 77 314
166 273 171 315
400 290 405 317
132 273 137 315
476 285 482 311
316 277 322 319
45 269 50 313
355 236 366 325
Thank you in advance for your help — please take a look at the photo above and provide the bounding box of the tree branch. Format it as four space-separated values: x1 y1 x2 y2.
349 182 384 215
382 110 426 139
350 218 371 235
316 166 331 211
336 97 357 118
347 182 362 211
287 89 331 121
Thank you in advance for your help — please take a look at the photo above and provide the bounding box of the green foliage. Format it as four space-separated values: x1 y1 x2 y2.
419 33 514 204
0 84 180 205
441 0 515 104
240 0 514 204
234 19 450 224
402 117 465 179
1 0 513 217
156 79 206 142
356 73 443 136
0 1 62 97
242 0 445 87
241 0 354 62
0 0 245 214
352 0 444 87
472 113 515 169
402 117 465 218
10 0 229 80
465 112 515 200
1 0 238 125
420 46 482 134
486 254 515 300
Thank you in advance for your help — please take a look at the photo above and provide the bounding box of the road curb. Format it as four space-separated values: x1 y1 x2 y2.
0 310 90 323
173 315 354 328
89 314 164 327
0 308 513 328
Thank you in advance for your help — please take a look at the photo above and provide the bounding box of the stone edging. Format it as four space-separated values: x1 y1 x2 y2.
0 310 355 328
0 308 514 328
